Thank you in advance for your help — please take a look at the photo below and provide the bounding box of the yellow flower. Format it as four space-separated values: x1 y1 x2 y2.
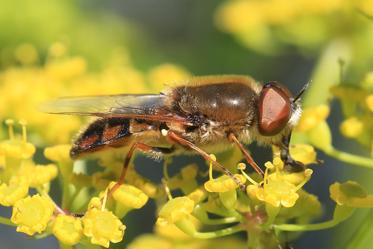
215 1 264 33
157 197 194 226
83 208 126 248
44 144 73 178
52 215 83 245
330 181 373 208
247 177 299 208
295 105 330 132
340 117 364 138
46 57 87 80
44 144 72 163
289 144 317 165
110 182 149 209
204 174 246 193
0 122 36 160
87 197 103 210
0 178 29 206
273 144 317 165
247 159 312 208
365 95 373 112
11 194 55 235
187 188 207 204
147 63 190 92
18 163 58 187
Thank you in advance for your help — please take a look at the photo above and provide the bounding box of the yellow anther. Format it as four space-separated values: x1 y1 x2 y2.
5 119 15 140
237 162 246 170
264 162 274 169
209 154 217 161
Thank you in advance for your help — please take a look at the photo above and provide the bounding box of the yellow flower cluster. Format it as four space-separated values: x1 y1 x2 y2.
0 43 189 144
331 74 373 150
246 158 313 208
0 118 154 247
215 0 373 54
0 120 58 206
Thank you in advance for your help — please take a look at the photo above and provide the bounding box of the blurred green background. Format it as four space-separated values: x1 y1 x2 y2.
0 0 373 248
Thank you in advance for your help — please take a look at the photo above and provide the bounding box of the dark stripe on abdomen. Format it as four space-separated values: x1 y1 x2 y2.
70 118 131 158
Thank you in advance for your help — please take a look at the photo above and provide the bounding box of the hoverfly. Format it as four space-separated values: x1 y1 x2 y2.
44 75 307 192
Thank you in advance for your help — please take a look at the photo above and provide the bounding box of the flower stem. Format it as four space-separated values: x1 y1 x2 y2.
0 216 16 227
323 147 373 169
345 209 373 249
176 219 244 239
198 216 242 225
275 207 354 232
192 224 244 239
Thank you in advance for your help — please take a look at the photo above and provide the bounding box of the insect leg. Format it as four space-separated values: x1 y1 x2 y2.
166 130 246 191
228 133 264 176
108 142 174 196
280 132 305 172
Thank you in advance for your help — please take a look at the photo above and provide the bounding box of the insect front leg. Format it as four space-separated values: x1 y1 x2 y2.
165 130 246 191
108 142 174 196
228 133 264 176
280 132 305 172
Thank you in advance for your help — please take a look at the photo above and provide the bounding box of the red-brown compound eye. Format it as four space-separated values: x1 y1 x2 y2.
258 82 292 136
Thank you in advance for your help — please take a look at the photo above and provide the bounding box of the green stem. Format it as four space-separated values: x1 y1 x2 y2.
193 224 245 239
275 220 341 232
66 187 84 208
198 216 242 225
345 209 373 249
176 218 244 239
0 216 16 227
323 147 373 169
275 207 354 232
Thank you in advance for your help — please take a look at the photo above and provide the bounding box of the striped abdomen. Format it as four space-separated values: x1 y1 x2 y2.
70 117 131 158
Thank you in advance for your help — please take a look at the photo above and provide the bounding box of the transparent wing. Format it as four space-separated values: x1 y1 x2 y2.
41 94 190 124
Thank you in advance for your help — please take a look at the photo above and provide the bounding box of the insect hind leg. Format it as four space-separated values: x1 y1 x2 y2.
108 142 174 196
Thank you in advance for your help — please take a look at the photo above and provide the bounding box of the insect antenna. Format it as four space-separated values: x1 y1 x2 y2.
292 81 310 103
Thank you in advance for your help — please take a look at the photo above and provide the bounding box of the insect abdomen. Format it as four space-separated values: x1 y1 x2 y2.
70 117 131 158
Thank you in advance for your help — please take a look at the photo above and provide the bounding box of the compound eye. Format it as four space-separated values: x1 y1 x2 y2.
258 83 291 136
